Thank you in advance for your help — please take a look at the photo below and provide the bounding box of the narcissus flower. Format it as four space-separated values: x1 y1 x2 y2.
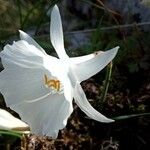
0 108 30 133
0 5 119 138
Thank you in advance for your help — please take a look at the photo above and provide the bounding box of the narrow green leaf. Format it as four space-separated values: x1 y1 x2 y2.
113 112 150 120
0 130 23 138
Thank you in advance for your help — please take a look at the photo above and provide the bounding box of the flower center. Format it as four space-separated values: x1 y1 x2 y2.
44 74 62 93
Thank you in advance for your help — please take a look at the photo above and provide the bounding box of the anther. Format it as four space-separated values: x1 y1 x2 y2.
44 74 60 91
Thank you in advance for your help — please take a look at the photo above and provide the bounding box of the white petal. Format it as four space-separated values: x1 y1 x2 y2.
73 46 119 82
74 82 114 123
0 40 59 106
10 94 73 138
0 40 46 68
50 5 68 59
0 66 53 106
0 108 29 133
70 52 103 64
62 75 73 102
19 30 46 55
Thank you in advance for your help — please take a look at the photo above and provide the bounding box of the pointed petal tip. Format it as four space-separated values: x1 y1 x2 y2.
93 113 115 123
19 30 24 35
53 4 58 9
101 117 115 123
87 116 115 123
111 46 119 53
19 30 26 39
51 4 59 14
18 29 22 33
115 46 120 49
50 3 68 59
106 45 119 60
115 46 120 52
74 83 115 124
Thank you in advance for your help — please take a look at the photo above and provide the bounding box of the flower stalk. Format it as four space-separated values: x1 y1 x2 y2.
99 61 113 110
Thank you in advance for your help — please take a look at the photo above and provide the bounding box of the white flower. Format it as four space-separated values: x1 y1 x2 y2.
0 5 119 138
0 108 30 133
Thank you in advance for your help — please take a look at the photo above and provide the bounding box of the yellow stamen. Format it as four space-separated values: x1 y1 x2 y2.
44 74 60 91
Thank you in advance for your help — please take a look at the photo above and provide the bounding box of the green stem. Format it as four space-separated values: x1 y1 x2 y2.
99 62 113 109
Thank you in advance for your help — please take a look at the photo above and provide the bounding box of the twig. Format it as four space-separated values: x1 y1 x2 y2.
66 21 150 35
